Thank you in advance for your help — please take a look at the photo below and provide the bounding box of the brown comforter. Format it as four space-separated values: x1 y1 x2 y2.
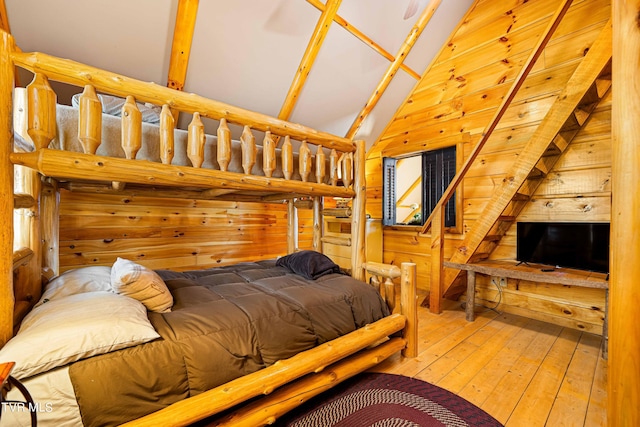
68 260 390 426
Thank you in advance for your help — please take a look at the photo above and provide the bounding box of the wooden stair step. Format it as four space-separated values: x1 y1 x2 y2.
483 234 503 242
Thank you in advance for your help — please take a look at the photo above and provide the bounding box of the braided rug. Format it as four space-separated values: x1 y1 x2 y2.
275 373 503 427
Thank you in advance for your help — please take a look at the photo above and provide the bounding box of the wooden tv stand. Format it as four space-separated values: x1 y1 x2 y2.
443 259 609 358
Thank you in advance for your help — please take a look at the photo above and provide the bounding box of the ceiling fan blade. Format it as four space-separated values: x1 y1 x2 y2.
403 0 419 20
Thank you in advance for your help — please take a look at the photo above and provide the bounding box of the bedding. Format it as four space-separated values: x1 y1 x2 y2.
0 256 390 426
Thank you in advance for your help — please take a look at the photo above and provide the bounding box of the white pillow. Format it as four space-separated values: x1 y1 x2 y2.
36 266 112 308
111 258 173 313
0 292 160 379
71 93 161 124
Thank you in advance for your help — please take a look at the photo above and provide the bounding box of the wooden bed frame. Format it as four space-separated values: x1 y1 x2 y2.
0 30 417 426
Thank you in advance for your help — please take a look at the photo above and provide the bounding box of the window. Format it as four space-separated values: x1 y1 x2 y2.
383 145 458 228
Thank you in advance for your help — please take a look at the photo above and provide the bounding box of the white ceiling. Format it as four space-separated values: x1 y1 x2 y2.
6 0 474 148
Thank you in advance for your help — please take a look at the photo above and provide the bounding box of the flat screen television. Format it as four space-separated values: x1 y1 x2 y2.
516 222 610 273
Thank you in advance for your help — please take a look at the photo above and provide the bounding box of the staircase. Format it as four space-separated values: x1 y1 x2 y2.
440 21 612 300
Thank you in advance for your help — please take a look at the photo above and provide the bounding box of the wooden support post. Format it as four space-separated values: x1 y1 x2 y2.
610 1 640 425
0 31 14 345
465 270 475 322
429 204 444 313
41 179 59 277
401 262 417 358
287 199 296 254
350 140 366 281
312 196 322 252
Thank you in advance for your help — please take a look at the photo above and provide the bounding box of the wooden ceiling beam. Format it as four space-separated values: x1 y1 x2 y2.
345 0 441 140
306 0 420 80
166 0 199 119
277 0 342 123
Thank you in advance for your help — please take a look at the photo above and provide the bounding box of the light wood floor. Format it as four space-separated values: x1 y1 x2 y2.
370 299 608 427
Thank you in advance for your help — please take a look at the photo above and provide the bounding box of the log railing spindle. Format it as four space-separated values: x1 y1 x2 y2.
187 112 205 168
77 85 102 154
330 149 338 186
240 125 256 175
342 152 353 188
26 73 56 150
263 131 276 178
282 136 293 180
121 96 142 160
216 118 231 172
159 105 175 165
299 140 311 182
315 145 325 184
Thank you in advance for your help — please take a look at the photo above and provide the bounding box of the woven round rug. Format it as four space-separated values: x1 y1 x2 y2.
274 372 503 427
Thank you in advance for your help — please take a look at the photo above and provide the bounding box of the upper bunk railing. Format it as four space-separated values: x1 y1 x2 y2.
4 32 359 200
419 0 573 313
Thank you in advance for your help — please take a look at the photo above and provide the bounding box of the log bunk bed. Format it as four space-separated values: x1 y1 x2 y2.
0 30 417 427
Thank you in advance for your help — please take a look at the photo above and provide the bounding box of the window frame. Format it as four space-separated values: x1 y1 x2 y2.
382 140 464 234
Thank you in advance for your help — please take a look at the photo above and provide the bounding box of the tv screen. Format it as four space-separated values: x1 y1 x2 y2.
516 222 610 273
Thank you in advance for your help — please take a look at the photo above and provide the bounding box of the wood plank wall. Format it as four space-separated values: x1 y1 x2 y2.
59 190 290 272
366 0 611 334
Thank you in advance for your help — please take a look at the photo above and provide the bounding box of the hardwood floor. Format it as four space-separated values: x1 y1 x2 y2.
370 299 608 426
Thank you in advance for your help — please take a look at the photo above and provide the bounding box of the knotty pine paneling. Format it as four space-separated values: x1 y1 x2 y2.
59 190 289 272
367 0 611 331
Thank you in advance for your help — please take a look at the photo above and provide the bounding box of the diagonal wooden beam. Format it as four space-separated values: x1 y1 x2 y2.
277 0 341 123
0 0 10 33
166 0 199 120
306 0 420 80
345 0 441 140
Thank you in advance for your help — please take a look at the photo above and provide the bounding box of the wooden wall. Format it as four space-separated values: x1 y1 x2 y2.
366 0 611 333
59 190 290 272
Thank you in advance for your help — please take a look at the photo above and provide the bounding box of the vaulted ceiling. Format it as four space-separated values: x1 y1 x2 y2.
4 0 474 149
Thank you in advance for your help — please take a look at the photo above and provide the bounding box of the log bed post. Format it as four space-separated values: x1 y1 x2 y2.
287 199 296 253
0 31 14 345
610 1 640 425
312 196 322 252
350 140 366 281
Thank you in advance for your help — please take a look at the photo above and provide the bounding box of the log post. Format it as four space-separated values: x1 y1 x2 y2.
159 105 175 165
0 31 15 345
350 140 365 281
429 204 444 314
40 179 59 278
312 196 322 252
187 112 205 168
121 96 142 160
216 118 231 172
78 85 102 154
400 262 418 358
287 199 296 254
610 1 640 425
